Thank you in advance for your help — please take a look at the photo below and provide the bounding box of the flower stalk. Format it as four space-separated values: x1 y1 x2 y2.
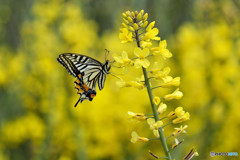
134 16 172 160
116 10 196 160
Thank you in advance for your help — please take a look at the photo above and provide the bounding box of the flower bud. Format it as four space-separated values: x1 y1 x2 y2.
135 11 138 17
122 13 127 18
126 10 131 16
131 11 135 18
123 18 129 24
122 23 127 28
137 13 142 21
129 26 135 32
127 16 133 23
138 20 143 27
142 21 148 28
143 13 148 21
133 23 138 30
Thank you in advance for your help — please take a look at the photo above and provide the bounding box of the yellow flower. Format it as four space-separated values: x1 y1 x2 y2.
161 77 180 88
134 47 150 68
140 40 152 48
116 80 144 90
154 67 171 80
153 96 160 105
127 111 147 121
168 107 186 119
157 103 167 114
130 81 145 90
173 112 190 124
175 107 185 117
119 28 133 43
172 138 184 149
131 131 149 143
168 111 177 119
173 125 188 136
142 28 160 41
147 118 163 130
151 40 172 59
146 21 155 31
113 51 131 67
164 88 183 101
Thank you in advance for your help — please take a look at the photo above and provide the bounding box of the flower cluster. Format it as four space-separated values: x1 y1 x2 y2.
114 10 197 160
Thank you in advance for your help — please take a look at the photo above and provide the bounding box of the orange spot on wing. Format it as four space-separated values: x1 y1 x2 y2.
75 85 80 90
77 89 83 94
82 84 89 91
78 74 82 79
75 84 83 93
90 94 96 98
75 78 80 84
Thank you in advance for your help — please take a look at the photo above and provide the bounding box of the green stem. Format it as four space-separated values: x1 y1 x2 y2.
162 122 173 128
149 138 161 141
159 116 168 121
143 67 172 160
134 27 172 160
152 85 162 90
166 135 173 140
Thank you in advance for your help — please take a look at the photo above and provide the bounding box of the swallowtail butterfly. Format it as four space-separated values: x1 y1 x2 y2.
57 53 111 107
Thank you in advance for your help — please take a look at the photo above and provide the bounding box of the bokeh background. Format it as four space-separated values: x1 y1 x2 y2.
0 0 240 159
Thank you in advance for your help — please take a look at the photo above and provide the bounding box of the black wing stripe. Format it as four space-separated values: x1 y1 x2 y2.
77 65 88 71
57 55 80 77
98 72 106 90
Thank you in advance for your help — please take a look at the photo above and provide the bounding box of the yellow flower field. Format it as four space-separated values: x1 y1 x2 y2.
0 0 239 160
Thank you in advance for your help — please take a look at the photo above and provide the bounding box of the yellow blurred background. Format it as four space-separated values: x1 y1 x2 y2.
0 0 239 159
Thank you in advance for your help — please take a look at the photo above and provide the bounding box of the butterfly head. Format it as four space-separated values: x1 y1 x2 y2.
103 60 111 73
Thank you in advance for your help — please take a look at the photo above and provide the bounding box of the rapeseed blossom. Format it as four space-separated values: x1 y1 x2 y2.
114 10 196 160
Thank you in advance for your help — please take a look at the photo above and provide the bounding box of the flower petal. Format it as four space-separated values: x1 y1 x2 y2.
142 48 150 57
142 59 150 68
134 47 142 57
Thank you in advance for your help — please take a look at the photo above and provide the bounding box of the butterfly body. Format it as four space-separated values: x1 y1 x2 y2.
57 53 111 106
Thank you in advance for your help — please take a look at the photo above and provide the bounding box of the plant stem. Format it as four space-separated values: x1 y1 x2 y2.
142 67 172 160
134 28 172 160
163 122 173 128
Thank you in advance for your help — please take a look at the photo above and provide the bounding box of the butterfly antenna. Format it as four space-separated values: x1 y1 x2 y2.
109 72 125 76
109 73 122 80
105 49 110 61
111 65 125 68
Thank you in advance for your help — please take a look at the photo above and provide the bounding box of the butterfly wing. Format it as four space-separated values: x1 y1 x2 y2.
57 53 103 91
98 72 106 90
57 53 110 106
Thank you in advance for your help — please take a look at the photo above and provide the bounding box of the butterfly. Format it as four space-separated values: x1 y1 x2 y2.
57 53 111 107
